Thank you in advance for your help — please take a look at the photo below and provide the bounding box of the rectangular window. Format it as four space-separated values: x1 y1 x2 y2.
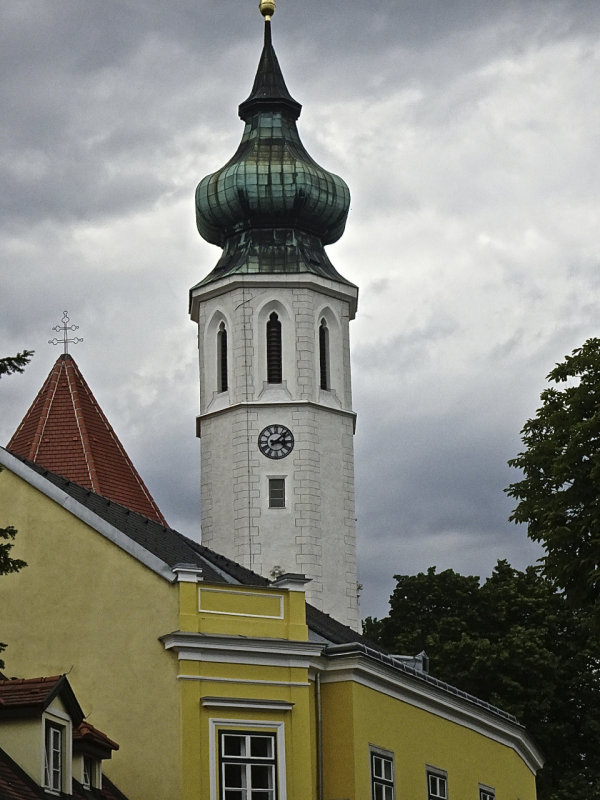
219 731 277 800
268 478 285 509
44 722 63 792
479 788 495 800
82 755 96 789
371 749 394 800
427 769 447 800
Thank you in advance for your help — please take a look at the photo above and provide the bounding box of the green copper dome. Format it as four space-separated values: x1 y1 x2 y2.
194 20 352 286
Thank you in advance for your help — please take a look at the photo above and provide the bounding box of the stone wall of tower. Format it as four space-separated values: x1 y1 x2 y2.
193 276 359 629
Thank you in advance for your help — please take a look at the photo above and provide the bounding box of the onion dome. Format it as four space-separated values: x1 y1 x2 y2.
194 16 352 287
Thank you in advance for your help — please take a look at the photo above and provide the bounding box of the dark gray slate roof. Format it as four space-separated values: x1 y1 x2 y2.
11 455 376 646
8 453 525 727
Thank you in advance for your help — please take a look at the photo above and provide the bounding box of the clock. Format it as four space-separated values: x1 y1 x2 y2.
258 424 295 460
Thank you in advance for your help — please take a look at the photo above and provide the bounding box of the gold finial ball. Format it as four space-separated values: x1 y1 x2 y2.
259 0 275 19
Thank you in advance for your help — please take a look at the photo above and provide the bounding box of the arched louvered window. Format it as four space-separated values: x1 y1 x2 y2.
319 318 330 390
266 312 282 383
217 322 228 392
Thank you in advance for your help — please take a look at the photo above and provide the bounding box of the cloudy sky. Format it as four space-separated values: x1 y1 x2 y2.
1 0 599 619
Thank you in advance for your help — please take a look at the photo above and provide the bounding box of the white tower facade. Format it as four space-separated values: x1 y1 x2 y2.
191 16 360 629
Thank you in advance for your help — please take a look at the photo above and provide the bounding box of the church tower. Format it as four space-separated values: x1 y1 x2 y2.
190 3 359 629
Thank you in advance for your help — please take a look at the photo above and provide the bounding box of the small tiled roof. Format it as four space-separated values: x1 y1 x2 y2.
74 721 119 755
0 675 82 723
0 675 62 708
7 354 167 525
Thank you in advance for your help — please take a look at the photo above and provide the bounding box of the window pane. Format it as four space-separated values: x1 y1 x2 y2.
224 792 244 800
250 736 272 758
224 735 245 757
224 763 245 788
384 787 394 800
269 479 285 508
374 785 383 800
383 760 393 781
251 765 273 789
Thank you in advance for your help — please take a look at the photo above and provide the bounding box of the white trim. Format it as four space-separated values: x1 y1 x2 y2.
178 674 310 688
0 448 175 582
318 654 543 774
208 718 287 800
174 564 203 583
197 399 357 430
190 272 358 320
202 697 293 711
198 587 284 619
165 630 540 773
42 709 73 795
161 632 323 670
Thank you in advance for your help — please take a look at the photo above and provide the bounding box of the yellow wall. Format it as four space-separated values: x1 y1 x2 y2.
321 680 537 800
176 581 316 800
0 467 181 800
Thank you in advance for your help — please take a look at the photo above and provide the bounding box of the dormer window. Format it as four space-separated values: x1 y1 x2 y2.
217 321 228 392
266 312 282 383
44 721 64 793
81 753 102 789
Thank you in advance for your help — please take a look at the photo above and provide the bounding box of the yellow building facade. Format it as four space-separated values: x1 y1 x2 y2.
1 449 542 800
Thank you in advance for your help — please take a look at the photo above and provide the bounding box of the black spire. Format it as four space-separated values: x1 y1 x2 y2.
238 20 301 121
193 16 353 288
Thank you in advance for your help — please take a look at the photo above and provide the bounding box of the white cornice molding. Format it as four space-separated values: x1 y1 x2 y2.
197 400 357 432
201 697 294 711
190 272 359 320
161 631 323 669
0 448 175 583
317 652 544 774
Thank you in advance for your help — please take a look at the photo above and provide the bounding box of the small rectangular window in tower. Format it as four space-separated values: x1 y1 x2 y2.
371 748 394 800
268 478 285 508
479 787 495 800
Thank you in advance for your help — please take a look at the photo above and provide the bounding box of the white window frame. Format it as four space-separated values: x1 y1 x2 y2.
370 746 394 800
209 718 287 800
268 477 286 509
426 767 448 800
219 730 277 799
479 786 495 800
82 754 101 789
42 711 72 795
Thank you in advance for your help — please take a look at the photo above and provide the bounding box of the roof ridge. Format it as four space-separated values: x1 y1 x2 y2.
65 356 98 489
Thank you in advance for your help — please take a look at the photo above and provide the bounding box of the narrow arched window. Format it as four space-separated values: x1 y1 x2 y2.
217 322 228 392
319 318 330 390
266 312 282 383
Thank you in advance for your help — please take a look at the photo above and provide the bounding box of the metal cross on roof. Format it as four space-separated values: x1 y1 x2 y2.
48 311 83 355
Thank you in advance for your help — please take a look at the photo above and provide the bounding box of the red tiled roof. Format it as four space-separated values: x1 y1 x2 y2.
7 354 167 525
74 721 119 754
0 675 62 710
0 748 44 800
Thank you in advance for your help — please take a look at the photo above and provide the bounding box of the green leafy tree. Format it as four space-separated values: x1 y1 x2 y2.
0 351 33 669
364 562 600 800
506 338 600 614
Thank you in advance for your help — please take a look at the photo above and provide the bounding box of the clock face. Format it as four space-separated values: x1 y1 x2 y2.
258 424 295 460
